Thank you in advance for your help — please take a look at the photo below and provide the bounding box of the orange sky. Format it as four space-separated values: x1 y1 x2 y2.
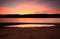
0 1 60 15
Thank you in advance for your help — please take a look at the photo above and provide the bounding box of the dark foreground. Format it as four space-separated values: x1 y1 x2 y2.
0 27 60 39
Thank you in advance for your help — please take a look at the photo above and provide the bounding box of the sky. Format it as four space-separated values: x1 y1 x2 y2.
0 0 60 15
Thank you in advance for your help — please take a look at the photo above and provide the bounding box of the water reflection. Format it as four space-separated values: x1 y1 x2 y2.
5 24 55 27
0 18 60 23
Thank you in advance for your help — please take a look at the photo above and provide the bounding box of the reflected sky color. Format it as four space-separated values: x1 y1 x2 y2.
5 24 55 27
0 0 60 14
0 18 60 23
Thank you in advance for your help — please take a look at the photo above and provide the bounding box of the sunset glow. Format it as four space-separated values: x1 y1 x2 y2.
0 0 60 15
